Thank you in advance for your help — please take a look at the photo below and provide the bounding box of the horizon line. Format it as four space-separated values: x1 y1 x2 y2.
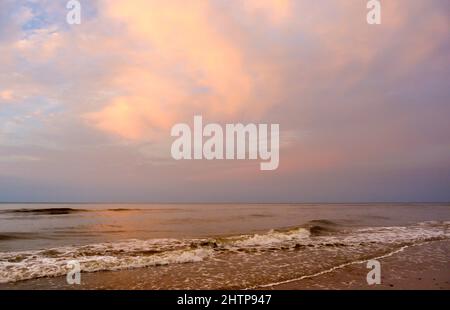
1 201 449 205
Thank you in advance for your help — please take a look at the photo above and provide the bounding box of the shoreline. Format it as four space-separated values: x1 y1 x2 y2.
264 240 450 290
1 240 448 290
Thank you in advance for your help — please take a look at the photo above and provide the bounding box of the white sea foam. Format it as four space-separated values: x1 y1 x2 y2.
0 248 213 283
228 228 311 248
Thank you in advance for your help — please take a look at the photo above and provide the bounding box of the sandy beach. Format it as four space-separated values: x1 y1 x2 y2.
267 240 450 290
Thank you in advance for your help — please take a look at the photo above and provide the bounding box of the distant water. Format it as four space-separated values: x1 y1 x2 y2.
0 203 449 288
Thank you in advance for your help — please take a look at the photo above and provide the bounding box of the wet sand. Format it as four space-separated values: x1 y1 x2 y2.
266 240 450 290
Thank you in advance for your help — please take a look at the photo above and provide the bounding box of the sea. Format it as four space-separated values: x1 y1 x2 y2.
0 203 449 289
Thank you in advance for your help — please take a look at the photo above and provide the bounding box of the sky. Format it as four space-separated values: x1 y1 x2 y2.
0 0 449 203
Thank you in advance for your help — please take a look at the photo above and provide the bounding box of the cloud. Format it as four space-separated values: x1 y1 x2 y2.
0 154 40 163
242 0 292 25
0 0 449 202
0 90 14 101
79 0 259 140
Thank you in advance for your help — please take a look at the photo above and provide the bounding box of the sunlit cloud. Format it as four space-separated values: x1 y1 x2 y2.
85 0 259 140
0 90 14 102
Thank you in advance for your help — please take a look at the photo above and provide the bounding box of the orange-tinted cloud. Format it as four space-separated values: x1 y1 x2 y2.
86 0 260 140
0 90 14 101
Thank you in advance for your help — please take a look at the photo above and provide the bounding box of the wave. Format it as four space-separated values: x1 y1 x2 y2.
0 233 37 241
0 207 183 216
2 208 88 215
303 219 340 236
222 227 311 248
0 221 448 284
